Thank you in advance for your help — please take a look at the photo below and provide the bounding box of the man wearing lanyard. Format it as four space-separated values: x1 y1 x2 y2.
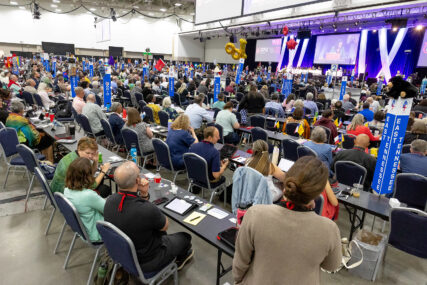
104 162 194 272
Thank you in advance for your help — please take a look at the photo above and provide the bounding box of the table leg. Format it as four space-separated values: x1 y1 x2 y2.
216 249 222 285
349 208 358 240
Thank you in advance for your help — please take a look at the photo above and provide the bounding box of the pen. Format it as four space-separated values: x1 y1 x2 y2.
190 216 201 222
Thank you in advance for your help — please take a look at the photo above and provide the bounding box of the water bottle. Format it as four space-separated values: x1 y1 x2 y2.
130 143 137 163
97 263 107 282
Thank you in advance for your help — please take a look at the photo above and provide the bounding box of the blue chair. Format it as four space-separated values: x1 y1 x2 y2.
251 127 268 143
34 167 58 235
334 161 367 187
134 92 143 106
183 153 227 206
314 194 324 216
79 114 96 137
33 93 44 108
95 94 102 106
101 119 120 152
388 207 427 259
393 173 427 211
22 91 35 105
16 144 54 208
342 134 356 149
401 144 411 154
96 221 178 285
152 138 185 183
297 145 317 159
207 123 224 144
285 122 299 137
121 128 154 169
249 115 265 128
123 90 132 105
281 138 300 162
158 110 169 128
53 193 103 285
143 106 154 123
138 100 147 112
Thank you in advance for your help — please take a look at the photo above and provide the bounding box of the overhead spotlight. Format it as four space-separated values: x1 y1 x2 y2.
53 0 61 3
334 28 337 32
416 24 423 31
346 27 349 31
110 8 117 22
373 29 377 33
386 18 407 31
33 3 41 19
319 25 323 30
392 27 398 32
51 4 58 8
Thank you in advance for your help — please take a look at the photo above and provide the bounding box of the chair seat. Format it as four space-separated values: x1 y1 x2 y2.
44 172 54 180
56 117 74 122
10 156 26 165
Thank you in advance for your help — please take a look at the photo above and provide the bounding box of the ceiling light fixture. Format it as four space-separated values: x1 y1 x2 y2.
53 0 61 3
51 4 58 8
10 1 18 5
175 3 182 6
90 8 96 11
416 24 423 31
160 8 167 12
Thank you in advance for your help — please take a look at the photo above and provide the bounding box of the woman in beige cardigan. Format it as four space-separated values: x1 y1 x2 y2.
233 156 342 285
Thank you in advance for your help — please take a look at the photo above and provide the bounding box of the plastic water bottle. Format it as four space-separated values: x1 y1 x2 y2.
130 143 137 163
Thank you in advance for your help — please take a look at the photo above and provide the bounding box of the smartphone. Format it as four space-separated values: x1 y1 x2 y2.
153 197 169 205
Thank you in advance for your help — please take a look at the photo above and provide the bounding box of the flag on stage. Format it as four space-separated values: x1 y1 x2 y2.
155 59 165 71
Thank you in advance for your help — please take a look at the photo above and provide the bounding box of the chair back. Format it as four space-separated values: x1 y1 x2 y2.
33 94 44 107
134 92 143 104
0 122 5 129
0 127 20 157
394 173 427 211
285 122 299 136
251 127 268 143
158 110 169 127
121 128 141 155
314 194 324 215
304 107 312 115
297 145 317 158
401 144 411 154
79 114 94 136
236 92 244 102
316 102 324 111
233 111 242 124
101 119 116 145
123 90 131 100
207 123 224 144
138 100 147 111
143 106 154 123
71 107 81 125
96 221 144 278
342 134 356 149
318 126 331 143
265 107 278 117
334 161 367 187
95 94 102 106
389 207 427 258
212 108 221 120
16 144 39 174
22 91 34 105
54 192 91 242
281 138 300 161
152 138 174 171
34 167 57 209
183 153 210 189
249 115 265 128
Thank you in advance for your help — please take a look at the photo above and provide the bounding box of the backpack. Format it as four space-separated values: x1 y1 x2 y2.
55 100 72 118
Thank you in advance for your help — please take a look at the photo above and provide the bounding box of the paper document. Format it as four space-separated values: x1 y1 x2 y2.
278 158 295 172
207 208 229 219
165 198 193 215
183 211 206 225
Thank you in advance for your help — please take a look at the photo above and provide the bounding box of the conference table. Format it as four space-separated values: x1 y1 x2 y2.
238 126 297 142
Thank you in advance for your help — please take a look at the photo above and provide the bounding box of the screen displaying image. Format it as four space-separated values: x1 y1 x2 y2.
314 34 360 65
255 38 282 62
417 30 427 67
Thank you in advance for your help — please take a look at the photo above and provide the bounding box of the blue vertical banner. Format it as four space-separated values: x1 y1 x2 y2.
89 63 94 78
376 77 384 95
82 59 86 72
202 64 206 73
70 75 77 98
52 60 56 78
372 98 413 195
114 62 117 70
304 71 308 83
142 66 148 82
301 73 305 83
45 60 50 72
326 71 332 85
420 77 427 95
121 62 124 71
214 74 221 102
281 74 293 98
190 68 194 80
350 68 355 86
235 58 244 84
267 66 271 80
103 67 111 109
168 67 175 98
184 66 189 77
339 76 347 101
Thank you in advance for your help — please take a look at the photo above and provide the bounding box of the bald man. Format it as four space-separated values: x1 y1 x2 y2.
332 134 377 191
104 161 194 272
82 93 107 136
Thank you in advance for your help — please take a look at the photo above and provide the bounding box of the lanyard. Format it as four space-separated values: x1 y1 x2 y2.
117 191 137 212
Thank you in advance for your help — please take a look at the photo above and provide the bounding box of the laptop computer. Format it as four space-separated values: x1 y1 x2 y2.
217 227 239 249
220 144 238 160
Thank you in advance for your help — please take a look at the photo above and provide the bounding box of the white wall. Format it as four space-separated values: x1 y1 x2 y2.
174 35 204 61
0 6 188 54
204 37 240 64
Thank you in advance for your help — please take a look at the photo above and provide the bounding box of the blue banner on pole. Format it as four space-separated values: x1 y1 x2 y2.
214 75 221 102
339 77 347 101
82 61 86 72
371 98 413 195
142 66 148 81
326 74 332 85
169 76 175 98
103 72 111 109
350 75 354 86
70 76 77 98
89 64 94 78
376 80 383 95
235 59 244 84
281 74 293 98
202 64 205 73
52 61 56 78
121 63 124 71
45 60 50 72
185 66 188 77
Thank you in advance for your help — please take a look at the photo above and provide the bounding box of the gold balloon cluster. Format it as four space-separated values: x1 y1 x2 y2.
225 38 247 60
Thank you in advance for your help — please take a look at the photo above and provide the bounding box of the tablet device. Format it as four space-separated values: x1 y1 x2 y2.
164 197 198 215
217 227 239 249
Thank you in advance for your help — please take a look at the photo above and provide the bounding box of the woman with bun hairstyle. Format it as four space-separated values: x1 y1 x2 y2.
233 156 342 285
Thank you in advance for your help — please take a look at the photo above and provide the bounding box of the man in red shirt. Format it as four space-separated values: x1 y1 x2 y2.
314 109 338 144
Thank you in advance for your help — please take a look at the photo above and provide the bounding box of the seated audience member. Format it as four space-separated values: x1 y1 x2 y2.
82 94 107 136
176 83 189 105
282 107 311 139
80 81 91 96
162 96 178 121
367 96 380 113
146 94 161 124
225 82 235 94
304 127 333 169
413 99 427 114
6 100 54 162
358 102 374 122
197 80 209 95
8 74 21 96
0 88 12 111
246 140 286 201
400 139 427 177
37 82 55 110
189 126 229 187
212 93 226 110
342 94 355 112
23 79 37 95
233 156 341 285
123 107 154 154
314 109 338 144
332 134 376 191
130 81 143 106
166 114 198 170
406 111 416 131
64 158 105 242
260 85 269 99
91 81 102 96
50 137 111 196
185 94 213 135
104 161 194 272
72 87 86 114
282 93 295 111
317 93 328 107
333 101 345 121
303 92 318 115
403 121 427 144
369 110 385 133
108 102 125 145
265 93 285 117
237 84 265 114
216 102 240 145
347 114 380 141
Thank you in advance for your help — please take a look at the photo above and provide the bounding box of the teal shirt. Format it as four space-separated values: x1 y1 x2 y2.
215 109 238 136
64 188 105 241
212 101 225 110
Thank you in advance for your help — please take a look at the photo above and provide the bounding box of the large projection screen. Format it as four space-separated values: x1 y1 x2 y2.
255 38 282 62
314 34 360 65
195 0 242 25
417 30 427 67
243 0 322 15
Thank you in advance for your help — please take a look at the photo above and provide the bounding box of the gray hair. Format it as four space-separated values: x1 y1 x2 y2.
306 92 314 101
311 126 327 143
114 161 139 189
162 96 172 108
10 99 25 113
92 81 99 88
411 139 427 153
111 102 122 113
136 81 141 86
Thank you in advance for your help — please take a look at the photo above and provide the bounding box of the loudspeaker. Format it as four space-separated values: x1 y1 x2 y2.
297 30 311 39
229 35 237 43
200 38 206 43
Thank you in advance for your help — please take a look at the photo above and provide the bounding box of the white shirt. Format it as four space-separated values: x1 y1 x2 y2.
185 103 213 129
38 90 55 110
